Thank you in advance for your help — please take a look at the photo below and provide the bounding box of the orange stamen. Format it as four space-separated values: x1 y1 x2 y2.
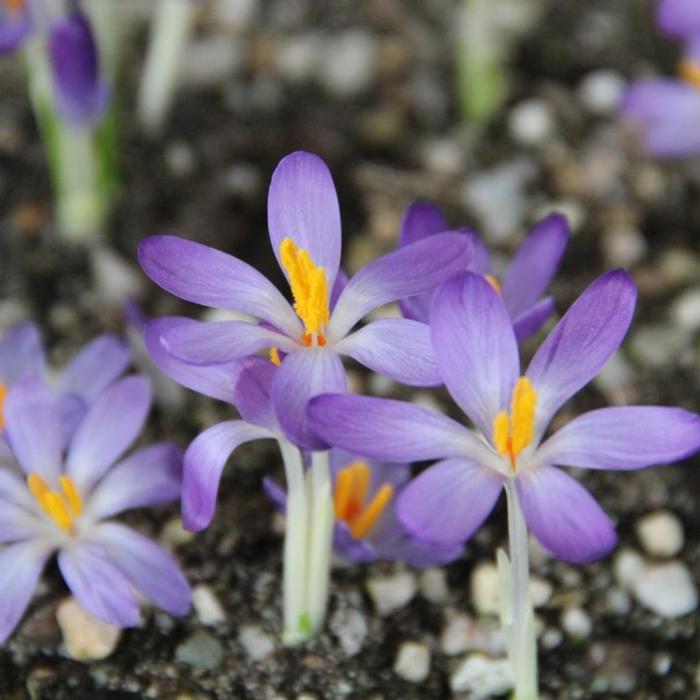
680 59 700 89
0 382 7 430
350 484 394 539
484 274 502 295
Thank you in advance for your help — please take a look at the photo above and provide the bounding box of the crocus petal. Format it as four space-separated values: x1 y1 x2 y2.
145 317 242 404
56 334 130 403
0 321 46 383
526 270 636 433
5 376 63 481
66 376 151 493
268 151 341 289
329 232 474 339
517 466 616 564
333 522 378 562
86 443 182 520
183 421 274 531
398 201 449 247
469 236 493 276
92 523 191 617
0 468 35 510
536 406 700 471
512 297 556 343
160 319 296 366
657 0 700 38
271 348 347 450
231 356 277 431
138 236 301 337
501 213 569 318
262 476 287 513
397 458 503 547
337 318 441 386
48 10 108 126
307 394 496 464
430 272 520 437
330 269 349 311
58 544 140 627
0 499 46 542
0 540 53 644
0 8 31 54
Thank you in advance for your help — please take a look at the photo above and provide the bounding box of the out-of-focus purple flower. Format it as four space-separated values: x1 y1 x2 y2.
622 0 700 158
0 321 130 445
398 203 569 342
0 374 190 643
47 8 108 126
139 151 473 450
264 449 463 567
309 270 700 564
0 0 31 54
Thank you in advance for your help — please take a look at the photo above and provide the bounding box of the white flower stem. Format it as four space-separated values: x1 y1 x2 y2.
278 438 310 645
505 480 538 700
137 0 198 134
305 450 334 636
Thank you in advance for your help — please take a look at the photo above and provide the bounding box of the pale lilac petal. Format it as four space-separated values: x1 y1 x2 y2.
268 151 341 288
92 523 191 616
526 270 636 432
5 376 63 481
337 318 441 387
430 272 520 437
398 201 448 247
0 468 35 510
271 348 347 450
307 394 497 464
0 540 53 644
0 499 45 542
57 393 89 440
397 458 504 546
502 214 569 318
537 407 700 471
329 232 474 338
183 421 274 531
86 443 182 520
0 7 31 54
469 237 493 276
231 356 277 431
330 269 349 311
512 297 556 343
657 0 700 38
262 476 286 513
145 317 243 404
160 319 295 366
399 295 431 324
56 334 130 402
333 522 378 562
66 376 151 493
516 466 616 564
0 321 46 383
138 236 301 336
58 544 140 627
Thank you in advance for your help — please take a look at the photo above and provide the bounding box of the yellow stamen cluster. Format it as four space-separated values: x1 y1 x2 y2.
492 377 537 471
680 59 700 89
0 382 7 430
280 237 330 346
269 347 281 366
333 461 394 539
484 274 502 295
27 473 82 533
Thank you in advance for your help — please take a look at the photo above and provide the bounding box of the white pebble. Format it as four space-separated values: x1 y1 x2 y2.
57 597 121 661
561 607 592 639
672 288 700 333
508 99 555 147
393 641 431 683
366 571 417 616
441 613 478 656
329 607 368 657
634 562 698 618
238 624 275 661
450 654 514 697
192 585 226 626
636 511 684 558
182 36 243 86
578 69 626 115
319 30 376 98
529 576 552 608
419 568 450 604
614 548 645 590
471 562 501 616
601 228 647 267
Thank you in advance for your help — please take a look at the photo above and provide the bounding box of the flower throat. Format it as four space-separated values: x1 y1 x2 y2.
492 377 537 471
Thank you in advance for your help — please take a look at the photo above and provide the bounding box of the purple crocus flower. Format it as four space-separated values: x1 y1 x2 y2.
0 373 190 643
622 0 700 158
0 0 31 53
398 202 569 342
0 321 130 444
309 270 700 564
264 449 463 567
139 151 473 450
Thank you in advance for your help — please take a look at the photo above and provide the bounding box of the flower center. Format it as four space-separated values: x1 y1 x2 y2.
27 473 83 533
680 59 700 90
484 274 502 295
280 237 330 347
333 461 393 539
0 382 7 430
492 376 537 471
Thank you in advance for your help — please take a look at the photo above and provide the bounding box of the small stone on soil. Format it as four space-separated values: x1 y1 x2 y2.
614 548 645 590
633 562 698 618
419 568 450 603
238 624 275 661
471 562 501 616
561 607 592 640
56 597 121 661
450 654 514 697
329 607 368 657
176 631 224 670
636 510 684 558
366 570 417 616
192 585 226 626
393 641 431 683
